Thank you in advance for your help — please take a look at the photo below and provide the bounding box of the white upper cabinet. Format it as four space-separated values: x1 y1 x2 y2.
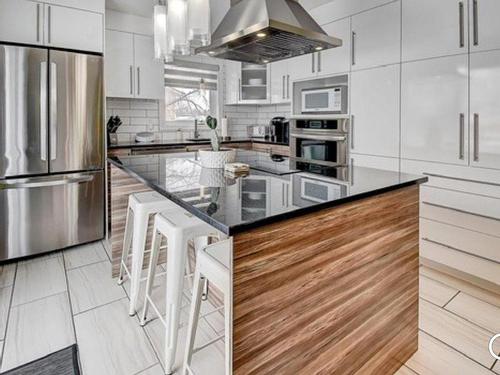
309 0 397 25
401 55 469 165
351 64 400 158
470 0 500 53
224 60 241 105
42 0 104 13
0 0 43 45
288 53 316 82
105 30 164 100
402 0 468 62
469 50 500 170
317 18 351 76
46 4 103 53
270 60 290 104
0 0 103 52
105 30 135 98
133 34 164 100
351 1 401 71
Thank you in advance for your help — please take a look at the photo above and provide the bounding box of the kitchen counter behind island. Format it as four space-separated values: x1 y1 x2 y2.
107 150 426 374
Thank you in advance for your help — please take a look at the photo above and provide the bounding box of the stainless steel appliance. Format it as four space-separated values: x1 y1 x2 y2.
290 118 349 168
196 0 342 64
0 44 104 261
301 86 347 114
270 117 289 144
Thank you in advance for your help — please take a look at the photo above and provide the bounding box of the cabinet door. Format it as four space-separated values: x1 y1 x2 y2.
0 0 43 45
45 4 103 52
470 0 500 53
270 60 288 104
134 34 164 100
288 53 315 81
105 30 134 98
401 55 468 165
470 50 500 170
351 1 401 71
317 18 351 76
351 64 400 158
224 60 241 105
270 179 290 215
403 0 468 62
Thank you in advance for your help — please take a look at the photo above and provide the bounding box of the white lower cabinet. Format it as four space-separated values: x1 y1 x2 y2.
351 64 400 158
401 54 469 165
46 4 103 53
470 50 500 170
270 179 292 215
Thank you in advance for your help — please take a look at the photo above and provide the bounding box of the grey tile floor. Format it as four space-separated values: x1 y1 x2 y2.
0 241 225 375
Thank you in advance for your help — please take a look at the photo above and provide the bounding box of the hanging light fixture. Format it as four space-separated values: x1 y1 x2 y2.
153 1 169 60
187 0 210 48
167 0 189 56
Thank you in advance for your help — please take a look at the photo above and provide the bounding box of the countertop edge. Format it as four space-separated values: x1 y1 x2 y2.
107 139 289 150
108 157 427 236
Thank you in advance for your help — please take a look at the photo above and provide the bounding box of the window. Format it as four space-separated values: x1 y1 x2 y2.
164 57 220 121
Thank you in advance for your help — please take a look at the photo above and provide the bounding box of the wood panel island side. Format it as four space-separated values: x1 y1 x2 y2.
108 152 425 375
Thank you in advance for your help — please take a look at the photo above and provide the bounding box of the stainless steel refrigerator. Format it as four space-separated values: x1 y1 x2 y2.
0 45 105 261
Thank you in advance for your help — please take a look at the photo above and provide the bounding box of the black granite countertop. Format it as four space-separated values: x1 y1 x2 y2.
108 151 427 235
107 138 289 150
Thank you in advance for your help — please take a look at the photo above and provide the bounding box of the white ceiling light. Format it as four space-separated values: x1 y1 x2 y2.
167 0 189 55
187 0 211 48
153 2 169 60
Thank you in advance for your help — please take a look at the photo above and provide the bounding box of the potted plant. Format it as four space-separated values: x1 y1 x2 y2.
198 116 236 168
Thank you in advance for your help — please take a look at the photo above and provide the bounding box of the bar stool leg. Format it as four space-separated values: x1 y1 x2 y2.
165 233 189 375
118 207 134 285
128 211 149 316
140 227 162 326
182 268 204 375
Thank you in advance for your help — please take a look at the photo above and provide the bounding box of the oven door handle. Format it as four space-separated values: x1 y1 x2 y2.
291 133 347 142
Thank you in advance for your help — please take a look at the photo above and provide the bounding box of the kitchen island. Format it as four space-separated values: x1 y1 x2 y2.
108 150 427 375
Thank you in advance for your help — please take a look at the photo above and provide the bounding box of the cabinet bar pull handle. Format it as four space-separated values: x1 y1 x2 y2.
47 6 51 44
282 75 285 99
312 53 315 73
459 2 465 48
473 113 479 161
459 113 465 159
129 66 133 95
137 67 141 96
318 51 322 72
351 115 355 149
473 0 479 46
351 31 356 66
287 75 290 99
36 4 41 42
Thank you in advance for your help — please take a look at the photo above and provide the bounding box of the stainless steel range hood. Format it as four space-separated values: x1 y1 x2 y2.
196 0 342 64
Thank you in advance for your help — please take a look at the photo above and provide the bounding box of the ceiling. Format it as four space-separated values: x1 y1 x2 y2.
105 0 333 18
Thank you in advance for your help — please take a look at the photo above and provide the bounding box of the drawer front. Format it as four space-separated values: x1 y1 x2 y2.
420 185 500 220
420 239 500 286
421 218 500 262
421 202 500 238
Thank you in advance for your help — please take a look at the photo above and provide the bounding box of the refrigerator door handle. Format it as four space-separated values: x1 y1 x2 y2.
40 62 48 161
50 62 57 161
0 175 94 189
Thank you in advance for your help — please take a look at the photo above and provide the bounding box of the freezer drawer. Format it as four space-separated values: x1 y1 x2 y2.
0 171 104 261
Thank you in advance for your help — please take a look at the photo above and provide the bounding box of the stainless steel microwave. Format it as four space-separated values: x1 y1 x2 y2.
301 86 347 114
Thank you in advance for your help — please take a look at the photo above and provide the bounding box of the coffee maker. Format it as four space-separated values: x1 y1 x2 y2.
270 117 290 144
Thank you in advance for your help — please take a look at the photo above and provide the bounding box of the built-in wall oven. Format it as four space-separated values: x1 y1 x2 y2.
290 118 349 168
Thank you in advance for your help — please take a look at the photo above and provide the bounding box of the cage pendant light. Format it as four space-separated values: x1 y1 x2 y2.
187 0 211 48
167 0 189 56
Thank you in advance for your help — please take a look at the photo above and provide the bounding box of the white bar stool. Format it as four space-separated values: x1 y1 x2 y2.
140 209 222 375
118 191 176 316
183 239 232 375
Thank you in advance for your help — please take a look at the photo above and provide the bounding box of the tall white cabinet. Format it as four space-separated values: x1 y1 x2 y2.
469 0 500 53
401 55 469 166
351 64 400 158
105 30 164 100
